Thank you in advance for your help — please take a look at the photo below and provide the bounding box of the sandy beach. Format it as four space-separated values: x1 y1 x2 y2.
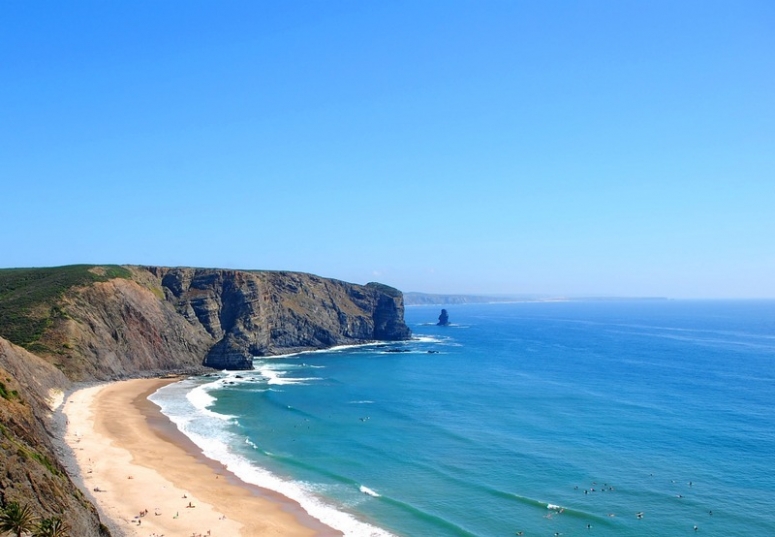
62 378 341 537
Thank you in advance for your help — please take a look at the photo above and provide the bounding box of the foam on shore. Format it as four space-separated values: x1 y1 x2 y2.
62 378 337 537
151 375 398 537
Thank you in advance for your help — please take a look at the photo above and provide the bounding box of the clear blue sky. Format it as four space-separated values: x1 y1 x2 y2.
1 1 773 298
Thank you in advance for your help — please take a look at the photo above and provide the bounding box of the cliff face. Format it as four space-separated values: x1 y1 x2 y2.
46 275 214 381
155 268 412 370
19 266 411 378
0 338 108 537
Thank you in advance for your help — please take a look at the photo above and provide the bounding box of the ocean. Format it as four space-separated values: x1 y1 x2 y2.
150 300 775 536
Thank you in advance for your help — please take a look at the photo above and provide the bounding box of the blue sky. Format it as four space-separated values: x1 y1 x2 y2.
1 1 773 298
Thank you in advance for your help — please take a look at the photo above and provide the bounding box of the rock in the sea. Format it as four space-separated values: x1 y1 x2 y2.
437 308 450 326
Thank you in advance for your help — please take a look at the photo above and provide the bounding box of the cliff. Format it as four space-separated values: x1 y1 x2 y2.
0 337 108 536
0 265 410 379
154 268 411 370
0 264 411 535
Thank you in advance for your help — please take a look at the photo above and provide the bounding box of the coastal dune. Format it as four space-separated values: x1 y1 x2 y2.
63 378 341 537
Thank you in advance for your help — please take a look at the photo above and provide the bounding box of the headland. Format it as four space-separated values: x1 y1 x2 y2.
0 265 411 535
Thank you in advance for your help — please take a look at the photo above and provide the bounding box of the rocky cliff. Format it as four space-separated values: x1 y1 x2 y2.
0 266 411 379
0 264 411 536
0 338 108 537
154 268 411 370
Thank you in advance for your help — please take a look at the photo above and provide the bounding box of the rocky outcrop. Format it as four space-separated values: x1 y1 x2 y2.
0 338 108 537
154 268 412 370
437 308 450 326
14 266 411 377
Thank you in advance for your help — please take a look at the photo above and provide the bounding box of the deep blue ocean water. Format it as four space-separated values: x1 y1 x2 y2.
150 300 775 536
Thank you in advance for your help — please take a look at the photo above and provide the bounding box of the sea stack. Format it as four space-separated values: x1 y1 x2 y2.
437 308 450 326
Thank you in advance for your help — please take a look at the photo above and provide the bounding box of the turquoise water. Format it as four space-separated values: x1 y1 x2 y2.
151 300 775 536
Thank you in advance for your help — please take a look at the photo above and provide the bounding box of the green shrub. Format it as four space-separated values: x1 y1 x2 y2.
30 451 61 477
0 265 131 349
0 382 18 402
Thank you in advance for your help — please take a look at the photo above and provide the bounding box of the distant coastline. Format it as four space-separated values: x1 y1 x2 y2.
404 292 669 306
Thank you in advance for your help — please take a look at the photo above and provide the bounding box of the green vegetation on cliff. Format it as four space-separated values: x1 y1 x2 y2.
0 356 103 536
366 281 403 298
0 265 131 350
0 265 411 376
0 264 409 537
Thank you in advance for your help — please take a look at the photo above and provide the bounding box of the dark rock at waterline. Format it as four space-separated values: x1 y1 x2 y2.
156 269 412 370
437 308 450 326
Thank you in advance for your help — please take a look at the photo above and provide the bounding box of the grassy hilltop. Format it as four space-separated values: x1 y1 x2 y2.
0 265 132 353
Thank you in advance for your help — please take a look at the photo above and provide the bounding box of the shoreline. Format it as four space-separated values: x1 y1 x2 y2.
61 378 341 537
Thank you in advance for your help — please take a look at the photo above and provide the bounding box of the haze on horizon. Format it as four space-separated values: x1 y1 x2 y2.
1 2 773 299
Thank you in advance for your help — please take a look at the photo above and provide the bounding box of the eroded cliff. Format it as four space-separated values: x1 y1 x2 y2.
0 338 108 537
4 266 410 378
0 264 411 536
155 268 411 369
